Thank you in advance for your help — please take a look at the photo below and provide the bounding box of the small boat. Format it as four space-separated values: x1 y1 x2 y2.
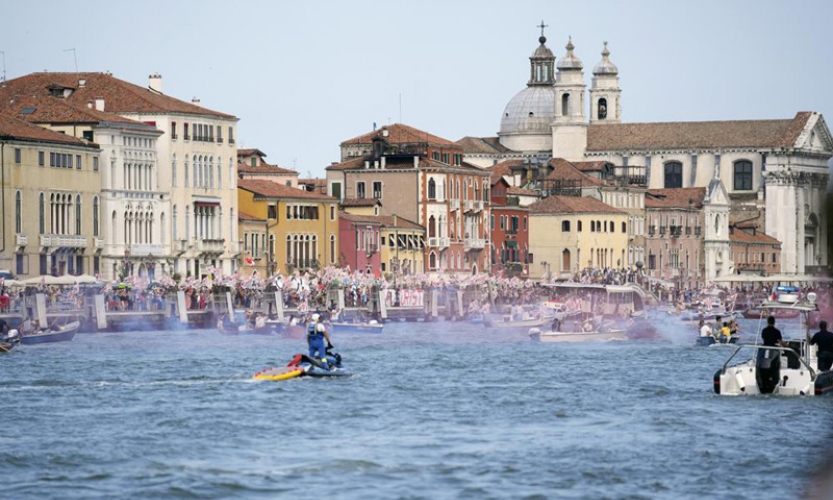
0 329 21 352
253 351 350 381
529 326 626 343
487 315 550 333
742 308 799 320
713 294 833 397
696 335 739 347
20 320 79 344
330 321 384 334
679 309 736 324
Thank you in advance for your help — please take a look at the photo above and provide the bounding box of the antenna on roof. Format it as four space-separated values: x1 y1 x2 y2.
64 48 78 73
0 51 6 83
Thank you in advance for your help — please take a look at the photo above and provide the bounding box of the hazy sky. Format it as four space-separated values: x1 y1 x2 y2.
3 1 832 177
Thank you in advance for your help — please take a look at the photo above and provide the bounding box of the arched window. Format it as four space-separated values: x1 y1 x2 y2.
428 178 436 199
172 205 178 240
429 252 437 270
561 93 570 116
185 205 190 240
428 216 436 238
733 160 753 191
228 158 234 188
590 221 595 232
93 196 99 236
39 192 45 234
562 249 571 272
664 162 683 188
172 154 177 187
561 220 570 232
577 220 582 232
598 98 607 120
218 158 223 189
622 221 627 233
184 155 190 187
15 191 21 233
75 195 82 235
330 234 336 264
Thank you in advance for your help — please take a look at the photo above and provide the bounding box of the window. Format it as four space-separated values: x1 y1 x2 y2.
597 97 607 120
15 191 22 233
75 195 82 234
491 215 494 231
664 162 683 188
648 254 656 270
591 221 595 232
562 220 570 232
38 151 44 166
76 155 82 170
251 157 257 167
93 157 99 171
373 181 382 199
172 154 177 187
561 93 570 115
428 178 436 200
16 254 23 275
39 193 45 234
184 123 189 140
171 122 177 139
228 126 235 144
733 160 753 191
357 182 366 199
267 205 277 220
330 205 335 220
577 220 582 232
93 196 99 236
622 221 627 233
331 182 342 199
217 125 223 143
14 148 21 164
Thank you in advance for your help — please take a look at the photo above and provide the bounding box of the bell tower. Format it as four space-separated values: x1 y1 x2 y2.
552 37 587 160
589 42 621 124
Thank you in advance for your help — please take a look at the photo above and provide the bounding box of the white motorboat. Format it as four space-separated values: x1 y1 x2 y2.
713 294 833 396
529 326 626 343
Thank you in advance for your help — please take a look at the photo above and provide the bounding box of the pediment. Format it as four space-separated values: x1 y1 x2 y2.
706 178 729 206
795 114 833 153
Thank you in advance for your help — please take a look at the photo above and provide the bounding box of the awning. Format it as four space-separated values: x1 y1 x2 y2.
505 241 518 248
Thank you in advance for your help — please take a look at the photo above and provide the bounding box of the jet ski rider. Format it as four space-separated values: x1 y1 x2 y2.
307 313 334 360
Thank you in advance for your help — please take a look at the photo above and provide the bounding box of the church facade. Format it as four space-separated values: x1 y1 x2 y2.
458 30 832 277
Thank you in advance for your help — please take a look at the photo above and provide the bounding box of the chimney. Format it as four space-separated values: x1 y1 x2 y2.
393 214 398 227
381 157 386 169
149 73 163 93
413 155 419 169
374 160 379 169
364 161 370 169
191 97 201 107
86 100 93 109
78 78 86 88
94 96 105 111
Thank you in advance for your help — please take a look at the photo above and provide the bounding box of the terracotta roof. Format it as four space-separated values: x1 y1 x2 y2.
326 155 488 174
506 186 538 196
0 112 98 147
730 229 781 245
529 195 622 214
586 112 812 151
325 157 367 171
4 94 153 129
546 158 603 186
341 198 381 207
645 187 707 209
487 159 524 183
238 211 265 222
237 148 266 158
571 160 608 172
299 178 326 187
339 212 423 230
341 123 456 147
237 161 297 175
455 136 512 154
238 179 335 200
0 72 236 119
729 213 760 227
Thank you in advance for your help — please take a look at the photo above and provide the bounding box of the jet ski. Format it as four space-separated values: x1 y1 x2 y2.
253 350 350 381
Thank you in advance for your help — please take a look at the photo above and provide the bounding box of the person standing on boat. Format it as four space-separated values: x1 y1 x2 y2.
307 313 333 360
810 321 833 371
699 320 712 338
761 316 787 348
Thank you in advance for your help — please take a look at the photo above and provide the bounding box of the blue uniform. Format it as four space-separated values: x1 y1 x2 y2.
307 322 326 359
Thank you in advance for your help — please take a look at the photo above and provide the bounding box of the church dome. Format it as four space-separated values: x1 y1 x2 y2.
556 37 583 70
592 42 618 75
499 85 556 136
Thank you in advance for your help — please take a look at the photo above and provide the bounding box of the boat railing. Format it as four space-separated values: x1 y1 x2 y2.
720 344 816 380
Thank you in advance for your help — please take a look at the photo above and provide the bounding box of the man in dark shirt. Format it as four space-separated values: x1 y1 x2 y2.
810 320 833 371
761 316 786 347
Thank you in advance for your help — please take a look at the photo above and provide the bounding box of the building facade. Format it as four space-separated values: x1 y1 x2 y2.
338 212 382 274
0 115 102 278
489 176 530 277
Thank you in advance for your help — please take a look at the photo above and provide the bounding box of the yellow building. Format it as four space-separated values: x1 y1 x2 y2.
237 211 269 277
528 195 628 280
1 114 102 277
380 215 425 278
237 179 338 274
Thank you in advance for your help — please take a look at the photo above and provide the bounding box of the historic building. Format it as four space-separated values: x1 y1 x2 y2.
489 174 530 277
237 211 268 277
729 219 782 276
338 212 383 274
457 29 832 277
0 114 102 277
0 72 241 279
237 179 338 274
326 124 491 275
237 148 299 187
528 195 627 280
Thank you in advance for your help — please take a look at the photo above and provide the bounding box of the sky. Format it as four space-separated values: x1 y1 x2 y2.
2 0 833 177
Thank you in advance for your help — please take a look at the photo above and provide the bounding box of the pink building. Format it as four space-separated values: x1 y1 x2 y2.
338 212 382 275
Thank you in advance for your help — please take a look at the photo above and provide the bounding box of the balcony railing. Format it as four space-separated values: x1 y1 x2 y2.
427 237 449 248
184 134 190 140
670 226 682 238
197 239 225 254
695 227 702 236
464 200 475 211
659 226 667 236
40 234 87 248
450 200 460 211
648 226 656 236
15 234 27 247
464 237 486 250
171 133 178 140
94 237 104 249
229 139 235 145
217 137 224 144
174 239 189 254
365 244 378 255
130 243 163 256
685 226 692 236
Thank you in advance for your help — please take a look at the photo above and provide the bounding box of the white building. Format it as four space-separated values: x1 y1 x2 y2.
457 29 832 276
0 72 240 280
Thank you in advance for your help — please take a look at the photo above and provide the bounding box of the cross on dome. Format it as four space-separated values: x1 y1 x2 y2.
537 20 549 43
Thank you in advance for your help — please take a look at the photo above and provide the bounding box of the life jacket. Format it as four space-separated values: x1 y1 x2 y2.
307 323 323 341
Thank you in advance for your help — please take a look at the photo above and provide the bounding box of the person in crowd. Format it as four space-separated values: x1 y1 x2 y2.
699 319 712 338
720 322 731 343
810 320 833 371
761 316 787 348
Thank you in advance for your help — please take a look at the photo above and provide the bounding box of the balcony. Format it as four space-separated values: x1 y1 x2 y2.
464 200 475 211
197 238 225 254
695 227 702 237
365 244 378 255
40 234 88 249
648 226 656 236
184 134 190 141
659 226 667 236
130 243 163 257
464 237 486 250
475 200 484 211
685 226 692 236
450 200 460 211
15 234 27 248
174 239 189 254
94 237 104 250
229 139 235 145
670 226 682 238
217 137 224 144
427 237 450 248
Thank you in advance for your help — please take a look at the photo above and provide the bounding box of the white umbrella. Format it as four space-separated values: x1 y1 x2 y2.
20 275 82 286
